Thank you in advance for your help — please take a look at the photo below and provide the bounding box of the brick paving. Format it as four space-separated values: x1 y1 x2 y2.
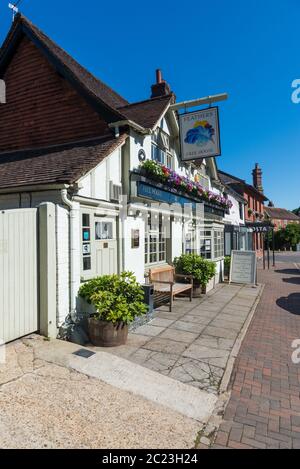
212 261 300 449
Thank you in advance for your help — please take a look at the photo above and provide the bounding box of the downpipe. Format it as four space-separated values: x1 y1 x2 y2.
61 189 79 313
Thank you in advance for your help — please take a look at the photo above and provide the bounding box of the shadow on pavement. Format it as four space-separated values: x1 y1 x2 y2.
276 293 300 315
275 269 300 275
282 277 300 285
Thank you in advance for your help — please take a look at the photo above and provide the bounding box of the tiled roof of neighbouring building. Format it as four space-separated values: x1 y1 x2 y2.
264 207 300 221
0 134 127 189
218 170 269 201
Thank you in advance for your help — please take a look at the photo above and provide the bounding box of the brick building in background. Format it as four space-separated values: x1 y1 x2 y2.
264 204 300 231
219 163 268 256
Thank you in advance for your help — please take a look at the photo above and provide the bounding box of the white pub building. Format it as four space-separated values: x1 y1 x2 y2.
0 15 234 342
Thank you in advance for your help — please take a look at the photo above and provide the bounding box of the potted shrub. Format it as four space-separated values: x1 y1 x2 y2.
78 272 147 347
173 254 216 297
224 256 231 280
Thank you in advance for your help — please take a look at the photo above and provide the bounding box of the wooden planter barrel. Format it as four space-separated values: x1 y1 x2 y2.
88 318 128 347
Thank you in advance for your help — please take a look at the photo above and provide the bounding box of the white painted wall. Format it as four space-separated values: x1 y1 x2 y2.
224 193 244 226
123 216 145 283
78 147 122 200
172 220 183 260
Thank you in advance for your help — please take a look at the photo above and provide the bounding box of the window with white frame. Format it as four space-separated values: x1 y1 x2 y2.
200 229 212 259
199 227 224 260
214 229 224 259
145 214 167 265
151 129 173 169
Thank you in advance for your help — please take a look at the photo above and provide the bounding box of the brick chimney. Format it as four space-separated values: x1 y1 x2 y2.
252 163 264 193
151 69 171 98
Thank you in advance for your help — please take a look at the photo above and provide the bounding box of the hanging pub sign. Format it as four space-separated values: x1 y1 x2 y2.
179 107 221 161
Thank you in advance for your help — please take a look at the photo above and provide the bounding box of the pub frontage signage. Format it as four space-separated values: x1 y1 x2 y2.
136 181 225 217
179 107 221 161
246 222 273 233
137 181 197 208
229 250 257 285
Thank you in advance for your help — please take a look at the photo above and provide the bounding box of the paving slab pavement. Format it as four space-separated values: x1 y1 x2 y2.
92 283 263 395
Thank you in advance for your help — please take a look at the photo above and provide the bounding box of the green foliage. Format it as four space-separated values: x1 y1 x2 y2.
79 272 147 324
271 223 300 250
281 223 300 249
224 256 231 275
173 253 216 286
140 159 167 181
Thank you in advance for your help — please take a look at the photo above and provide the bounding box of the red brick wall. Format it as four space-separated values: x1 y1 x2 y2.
0 36 109 152
244 189 265 256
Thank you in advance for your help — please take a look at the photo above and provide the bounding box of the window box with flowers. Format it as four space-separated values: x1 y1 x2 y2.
138 160 233 212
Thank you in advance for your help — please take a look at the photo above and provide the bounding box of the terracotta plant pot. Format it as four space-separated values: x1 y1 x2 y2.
88 318 128 347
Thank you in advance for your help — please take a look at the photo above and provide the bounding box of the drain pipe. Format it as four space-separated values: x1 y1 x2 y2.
61 189 79 313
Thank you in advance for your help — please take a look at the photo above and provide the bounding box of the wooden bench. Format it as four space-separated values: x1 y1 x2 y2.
149 265 193 312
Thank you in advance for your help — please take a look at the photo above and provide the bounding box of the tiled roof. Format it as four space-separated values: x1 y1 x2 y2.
118 95 172 129
218 170 245 185
218 170 268 201
265 207 300 221
0 134 127 189
0 16 174 189
0 15 128 116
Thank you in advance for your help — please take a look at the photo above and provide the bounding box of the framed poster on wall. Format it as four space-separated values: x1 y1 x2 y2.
131 229 140 249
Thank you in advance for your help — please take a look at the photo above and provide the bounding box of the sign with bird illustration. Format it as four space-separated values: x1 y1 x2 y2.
179 107 221 161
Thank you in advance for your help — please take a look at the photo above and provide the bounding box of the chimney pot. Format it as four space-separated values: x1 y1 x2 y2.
156 69 162 84
151 68 172 99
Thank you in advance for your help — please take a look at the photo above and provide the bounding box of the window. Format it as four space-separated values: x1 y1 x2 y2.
214 230 224 259
151 129 173 168
239 202 244 220
199 227 224 260
185 223 197 254
82 214 91 271
145 214 167 265
200 230 212 259
95 221 113 240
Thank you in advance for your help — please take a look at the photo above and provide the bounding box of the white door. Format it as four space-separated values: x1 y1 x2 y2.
94 217 117 276
0 209 38 343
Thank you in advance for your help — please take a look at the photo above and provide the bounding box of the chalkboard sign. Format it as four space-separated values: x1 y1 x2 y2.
229 250 257 285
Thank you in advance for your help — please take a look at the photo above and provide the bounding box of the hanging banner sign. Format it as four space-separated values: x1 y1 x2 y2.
179 107 221 161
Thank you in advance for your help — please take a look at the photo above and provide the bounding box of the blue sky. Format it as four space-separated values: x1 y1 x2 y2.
1 0 299 209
